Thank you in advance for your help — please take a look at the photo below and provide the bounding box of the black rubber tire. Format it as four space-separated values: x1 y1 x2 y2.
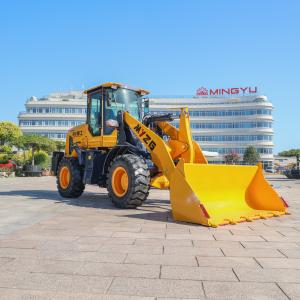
57 157 85 198
107 154 150 208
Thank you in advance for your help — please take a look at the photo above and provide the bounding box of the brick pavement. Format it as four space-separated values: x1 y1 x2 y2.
0 175 299 299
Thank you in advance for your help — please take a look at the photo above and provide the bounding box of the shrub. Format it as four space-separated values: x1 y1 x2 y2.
0 154 9 164
0 166 12 172
11 153 27 166
0 145 12 153
34 151 49 168
224 152 240 164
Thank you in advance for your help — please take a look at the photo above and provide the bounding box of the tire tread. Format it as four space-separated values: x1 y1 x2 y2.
57 157 85 198
107 154 150 208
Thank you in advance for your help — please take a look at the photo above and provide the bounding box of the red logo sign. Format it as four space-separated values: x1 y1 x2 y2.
196 86 258 97
196 87 208 96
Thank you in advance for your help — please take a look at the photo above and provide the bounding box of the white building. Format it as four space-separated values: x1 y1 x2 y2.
18 91 86 140
150 94 274 168
18 89 274 168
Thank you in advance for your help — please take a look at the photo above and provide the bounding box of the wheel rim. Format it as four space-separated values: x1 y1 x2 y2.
60 166 70 189
111 166 129 197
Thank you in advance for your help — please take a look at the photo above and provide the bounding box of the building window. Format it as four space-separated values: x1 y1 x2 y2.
193 135 273 142
24 132 67 139
174 122 272 129
202 147 273 155
25 107 86 114
151 109 272 117
19 120 84 127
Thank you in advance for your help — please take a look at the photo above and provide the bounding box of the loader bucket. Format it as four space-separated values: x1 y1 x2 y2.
169 161 287 227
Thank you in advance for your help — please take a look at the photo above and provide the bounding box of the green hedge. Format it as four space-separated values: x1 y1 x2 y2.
0 154 9 164
34 151 49 168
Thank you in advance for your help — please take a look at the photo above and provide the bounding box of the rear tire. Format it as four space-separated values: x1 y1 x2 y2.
57 157 85 198
107 154 150 208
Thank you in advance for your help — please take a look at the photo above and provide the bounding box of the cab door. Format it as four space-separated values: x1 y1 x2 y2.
102 88 118 147
86 91 104 148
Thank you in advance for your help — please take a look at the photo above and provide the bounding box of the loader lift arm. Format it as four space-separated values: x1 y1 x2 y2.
124 107 208 173
124 111 176 178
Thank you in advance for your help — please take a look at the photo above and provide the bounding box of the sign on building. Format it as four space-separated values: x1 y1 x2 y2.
196 86 258 97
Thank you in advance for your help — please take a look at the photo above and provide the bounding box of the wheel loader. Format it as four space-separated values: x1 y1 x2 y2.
52 82 288 227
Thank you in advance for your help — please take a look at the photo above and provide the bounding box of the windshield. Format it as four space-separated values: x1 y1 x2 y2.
108 88 142 120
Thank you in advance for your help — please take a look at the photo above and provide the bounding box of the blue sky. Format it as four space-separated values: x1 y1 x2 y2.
0 0 299 153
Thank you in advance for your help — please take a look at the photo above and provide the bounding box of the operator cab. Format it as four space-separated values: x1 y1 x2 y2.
84 82 149 136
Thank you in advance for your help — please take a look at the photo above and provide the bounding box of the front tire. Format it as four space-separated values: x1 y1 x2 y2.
57 157 85 198
107 154 150 208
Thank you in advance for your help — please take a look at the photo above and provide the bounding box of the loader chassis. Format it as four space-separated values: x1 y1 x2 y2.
53 82 288 227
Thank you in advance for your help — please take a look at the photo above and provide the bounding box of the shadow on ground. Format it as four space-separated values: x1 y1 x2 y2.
0 189 172 222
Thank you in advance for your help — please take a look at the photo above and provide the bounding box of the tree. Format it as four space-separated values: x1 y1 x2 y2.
55 140 66 152
0 121 22 146
16 135 56 166
278 149 300 157
224 152 240 164
243 146 260 165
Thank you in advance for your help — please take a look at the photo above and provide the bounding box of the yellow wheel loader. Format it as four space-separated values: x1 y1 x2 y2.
52 82 288 227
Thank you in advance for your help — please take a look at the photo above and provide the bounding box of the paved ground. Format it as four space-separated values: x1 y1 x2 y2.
0 175 299 299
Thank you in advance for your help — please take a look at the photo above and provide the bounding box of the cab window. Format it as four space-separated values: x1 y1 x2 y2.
88 93 102 136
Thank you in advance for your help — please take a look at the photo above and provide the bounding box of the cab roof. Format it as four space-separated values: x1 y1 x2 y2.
83 82 150 95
